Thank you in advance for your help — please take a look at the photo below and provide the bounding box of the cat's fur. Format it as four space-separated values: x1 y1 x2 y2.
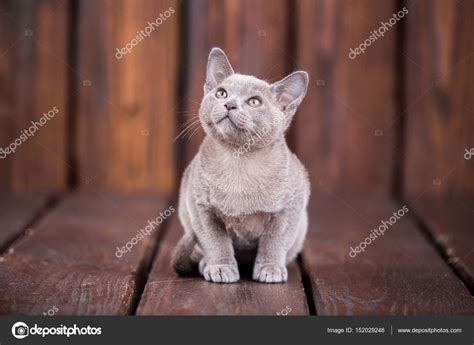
172 48 310 283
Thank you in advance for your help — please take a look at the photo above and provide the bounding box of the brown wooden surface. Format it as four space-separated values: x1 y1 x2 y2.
0 193 51 251
410 194 474 291
295 0 397 194
75 0 178 194
403 0 474 198
137 215 309 315
0 194 170 314
1 192 472 315
302 192 474 315
180 0 290 165
0 0 69 192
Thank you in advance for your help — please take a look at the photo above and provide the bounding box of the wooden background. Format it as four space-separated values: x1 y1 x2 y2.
0 0 472 200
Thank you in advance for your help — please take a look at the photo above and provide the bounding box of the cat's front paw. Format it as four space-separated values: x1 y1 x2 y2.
200 260 240 283
253 263 288 283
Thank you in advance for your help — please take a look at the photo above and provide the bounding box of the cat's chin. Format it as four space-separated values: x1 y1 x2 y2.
208 130 248 150
212 120 247 142
216 115 238 130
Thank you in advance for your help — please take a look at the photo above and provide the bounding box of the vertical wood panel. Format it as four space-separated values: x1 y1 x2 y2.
403 0 474 295
0 0 69 192
76 0 178 194
180 0 291 165
296 0 398 193
404 0 474 199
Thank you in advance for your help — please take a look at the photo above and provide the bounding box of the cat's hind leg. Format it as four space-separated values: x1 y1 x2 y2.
172 232 198 275
172 195 200 275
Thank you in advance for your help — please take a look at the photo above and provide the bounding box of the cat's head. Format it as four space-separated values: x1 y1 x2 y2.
199 48 309 149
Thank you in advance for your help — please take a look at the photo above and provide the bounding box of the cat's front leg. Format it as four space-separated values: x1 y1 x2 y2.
253 203 303 283
193 205 239 283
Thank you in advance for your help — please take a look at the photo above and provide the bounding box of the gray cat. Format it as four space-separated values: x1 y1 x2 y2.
172 48 310 283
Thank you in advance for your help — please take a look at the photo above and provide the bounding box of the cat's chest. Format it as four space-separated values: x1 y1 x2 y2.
203 158 287 216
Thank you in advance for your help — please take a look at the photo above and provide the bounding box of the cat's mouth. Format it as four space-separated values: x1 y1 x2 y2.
215 113 239 129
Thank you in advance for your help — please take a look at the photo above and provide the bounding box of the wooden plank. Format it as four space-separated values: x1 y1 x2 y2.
75 0 178 194
404 0 474 198
302 193 474 315
0 193 51 251
411 194 474 290
137 216 308 315
180 0 290 165
0 0 69 191
295 0 397 193
0 194 171 314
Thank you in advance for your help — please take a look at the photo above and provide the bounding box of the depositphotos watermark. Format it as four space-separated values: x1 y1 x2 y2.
349 7 408 60
464 148 474 160
0 106 59 159
11 321 101 339
43 305 59 316
115 205 175 258
232 117 283 159
349 205 409 258
276 305 292 316
115 6 176 59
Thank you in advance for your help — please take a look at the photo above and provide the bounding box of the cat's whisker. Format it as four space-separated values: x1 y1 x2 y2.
179 119 199 131
188 100 202 106
246 123 267 145
181 114 200 121
175 110 199 114
175 119 202 141
178 118 200 131
248 127 263 144
179 124 202 142
176 118 199 134
177 117 201 134
179 120 201 136
236 112 259 139
187 125 202 140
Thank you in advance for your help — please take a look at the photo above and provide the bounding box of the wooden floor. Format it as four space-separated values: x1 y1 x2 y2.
0 192 473 315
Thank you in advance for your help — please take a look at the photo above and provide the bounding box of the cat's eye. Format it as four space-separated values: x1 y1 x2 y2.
247 97 262 107
216 88 227 98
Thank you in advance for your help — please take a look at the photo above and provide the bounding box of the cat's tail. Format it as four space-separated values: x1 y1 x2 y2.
172 233 198 275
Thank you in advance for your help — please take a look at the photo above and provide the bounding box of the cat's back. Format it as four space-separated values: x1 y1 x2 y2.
288 151 311 199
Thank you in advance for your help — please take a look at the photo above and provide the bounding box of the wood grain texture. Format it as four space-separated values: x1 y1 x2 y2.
0 193 50 251
75 0 178 194
303 193 474 315
137 216 309 315
295 0 397 193
0 0 69 192
403 0 474 198
180 0 291 165
0 194 171 314
410 194 474 291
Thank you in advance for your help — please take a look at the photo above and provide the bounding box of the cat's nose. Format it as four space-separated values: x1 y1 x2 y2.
224 101 237 111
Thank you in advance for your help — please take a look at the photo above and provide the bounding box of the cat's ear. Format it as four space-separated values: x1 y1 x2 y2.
204 48 234 94
271 71 309 113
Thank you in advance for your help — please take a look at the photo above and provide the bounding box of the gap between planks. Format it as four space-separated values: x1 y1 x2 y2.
129 198 177 315
0 194 173 315
0 193 60 255
301 192 474 315
403 196 474 296
136 214 310 315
